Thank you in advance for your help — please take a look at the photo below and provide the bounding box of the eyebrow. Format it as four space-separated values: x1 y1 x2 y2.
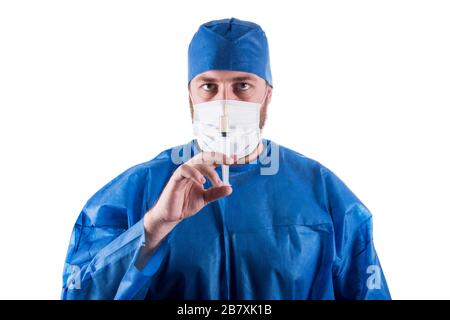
196 77 218 83
231 76 257 82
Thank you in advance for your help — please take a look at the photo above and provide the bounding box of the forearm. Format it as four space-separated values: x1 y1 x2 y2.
134 207 178 270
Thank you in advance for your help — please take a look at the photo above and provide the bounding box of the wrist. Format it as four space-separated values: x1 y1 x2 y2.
143 206 178 249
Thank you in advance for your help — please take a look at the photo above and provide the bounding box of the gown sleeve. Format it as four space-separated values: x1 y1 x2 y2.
320 166 391 300
61 164 169 300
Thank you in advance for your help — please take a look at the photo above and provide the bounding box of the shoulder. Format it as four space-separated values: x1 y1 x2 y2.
79 143 185 227
97 145 177 194
274 140 372 221
273 141 333 186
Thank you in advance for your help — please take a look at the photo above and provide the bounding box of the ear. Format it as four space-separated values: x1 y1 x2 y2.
189 94 194 123
266 86 273 104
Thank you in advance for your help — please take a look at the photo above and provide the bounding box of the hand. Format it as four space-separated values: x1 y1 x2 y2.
144 152 234 228
136 152 234 268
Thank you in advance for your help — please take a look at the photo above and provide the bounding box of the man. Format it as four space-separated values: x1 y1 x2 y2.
61 18 390 300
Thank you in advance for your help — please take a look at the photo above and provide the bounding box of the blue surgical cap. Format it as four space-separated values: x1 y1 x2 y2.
188 18 273 87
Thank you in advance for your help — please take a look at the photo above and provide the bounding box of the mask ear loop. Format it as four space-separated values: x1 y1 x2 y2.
260 84 269 106
255 84 270 154
189 90 196 106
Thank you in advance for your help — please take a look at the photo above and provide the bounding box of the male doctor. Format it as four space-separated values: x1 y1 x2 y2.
61 18 391 300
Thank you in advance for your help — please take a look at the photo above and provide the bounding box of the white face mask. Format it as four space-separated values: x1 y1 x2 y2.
192 98 263 159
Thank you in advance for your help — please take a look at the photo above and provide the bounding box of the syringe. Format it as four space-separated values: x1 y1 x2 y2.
220 106 230 186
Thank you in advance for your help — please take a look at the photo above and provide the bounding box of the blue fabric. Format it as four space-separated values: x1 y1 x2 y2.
61 139 390 300
114 234 169 300
188 18 273 86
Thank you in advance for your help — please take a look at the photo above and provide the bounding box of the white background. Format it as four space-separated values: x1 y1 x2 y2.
0 0 449 299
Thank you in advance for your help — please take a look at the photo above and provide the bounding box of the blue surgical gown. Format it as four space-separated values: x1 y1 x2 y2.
61 139 391 300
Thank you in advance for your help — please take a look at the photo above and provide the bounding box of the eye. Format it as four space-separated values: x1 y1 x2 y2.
236 82 251 91
201 83 217 92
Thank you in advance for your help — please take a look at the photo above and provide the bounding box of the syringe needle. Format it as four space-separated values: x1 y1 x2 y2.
220 107 230 186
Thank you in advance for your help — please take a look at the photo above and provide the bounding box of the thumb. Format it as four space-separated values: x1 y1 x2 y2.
203 185 232 204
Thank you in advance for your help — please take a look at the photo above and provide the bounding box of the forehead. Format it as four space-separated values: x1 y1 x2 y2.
192 70 264 83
